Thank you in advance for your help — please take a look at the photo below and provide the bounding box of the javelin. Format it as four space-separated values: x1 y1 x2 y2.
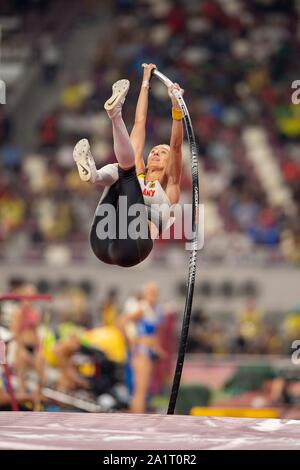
143 64 199 414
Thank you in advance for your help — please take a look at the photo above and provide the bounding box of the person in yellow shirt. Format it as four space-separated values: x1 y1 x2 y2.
101 288 119 327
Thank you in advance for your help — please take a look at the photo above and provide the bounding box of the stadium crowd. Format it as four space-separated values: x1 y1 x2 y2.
0 0 300 264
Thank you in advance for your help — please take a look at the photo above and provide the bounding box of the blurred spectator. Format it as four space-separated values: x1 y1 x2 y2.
38 110 59 150
10 284 45 403
52 333 89 392
284 304 300 343
39 35 60 84
0 110 13 146
234 299 262 353
281 226 300 264
248 208 280 246
119 282 165 413
61 80 92 110
101 288 119 327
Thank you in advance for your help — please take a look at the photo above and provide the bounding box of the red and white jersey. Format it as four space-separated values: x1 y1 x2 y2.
138 174 175 232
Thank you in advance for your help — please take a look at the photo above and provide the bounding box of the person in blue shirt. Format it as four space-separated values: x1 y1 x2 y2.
120 282 165 413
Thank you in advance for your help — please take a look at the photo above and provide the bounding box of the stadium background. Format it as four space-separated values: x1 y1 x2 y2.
0 0 300 416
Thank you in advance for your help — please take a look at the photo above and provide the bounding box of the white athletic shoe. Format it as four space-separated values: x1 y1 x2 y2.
104 79 130 117
73 138 97 183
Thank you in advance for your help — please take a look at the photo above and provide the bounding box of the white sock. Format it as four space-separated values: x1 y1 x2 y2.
95 164 119 187
110 113 135 169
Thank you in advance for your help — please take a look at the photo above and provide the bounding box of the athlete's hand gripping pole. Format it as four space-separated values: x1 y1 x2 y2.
142 64 185 111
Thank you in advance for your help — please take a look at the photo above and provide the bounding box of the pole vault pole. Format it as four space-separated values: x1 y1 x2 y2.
143 65 200 414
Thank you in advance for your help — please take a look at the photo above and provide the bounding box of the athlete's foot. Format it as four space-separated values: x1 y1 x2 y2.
73 138 97 183
104 79 130 119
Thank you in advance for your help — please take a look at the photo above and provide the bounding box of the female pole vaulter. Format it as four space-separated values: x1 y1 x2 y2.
73 64 184 267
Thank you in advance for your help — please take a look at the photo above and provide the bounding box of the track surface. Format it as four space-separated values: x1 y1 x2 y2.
0 412 300 450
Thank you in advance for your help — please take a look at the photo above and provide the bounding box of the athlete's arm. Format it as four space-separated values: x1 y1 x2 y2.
130 63 156 175
166 83 184 204
118 306 144 328
10 307 22 339
0 390 36 407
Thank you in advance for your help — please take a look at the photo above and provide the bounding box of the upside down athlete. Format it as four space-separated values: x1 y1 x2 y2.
73 63 184 267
